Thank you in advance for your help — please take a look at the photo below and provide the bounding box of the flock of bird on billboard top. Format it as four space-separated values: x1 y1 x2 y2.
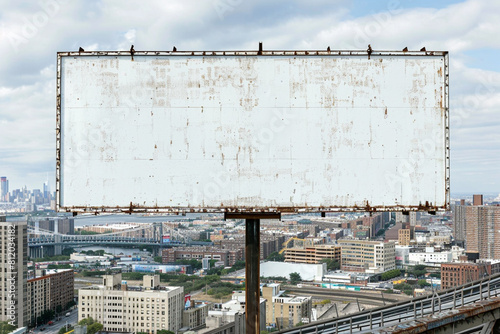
56 44 449 213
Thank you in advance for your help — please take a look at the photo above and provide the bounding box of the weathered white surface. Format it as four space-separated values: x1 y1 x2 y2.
260 261 325 281
58 52 448 212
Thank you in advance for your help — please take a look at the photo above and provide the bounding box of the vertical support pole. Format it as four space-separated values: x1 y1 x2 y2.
246 219 260 334
480 280 483 301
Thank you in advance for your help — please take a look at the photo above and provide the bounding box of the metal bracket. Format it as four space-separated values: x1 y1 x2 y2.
224 212 281 220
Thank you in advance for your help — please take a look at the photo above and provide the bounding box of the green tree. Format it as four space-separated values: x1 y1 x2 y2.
266 252 285 262
412 265 427 278
153 256 163 263
78 317 103 334
381 269 401 281
319 258 340 271
87 323 103 334
65 300 76 310
0 321 16 334
174 259 202 270
157 331 175 334
62 247 75 256
417 279 431 288
289 272 302 285
58 325 73 334
230 260 246 272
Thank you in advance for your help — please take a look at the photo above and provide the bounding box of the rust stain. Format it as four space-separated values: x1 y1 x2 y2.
384 107 388 119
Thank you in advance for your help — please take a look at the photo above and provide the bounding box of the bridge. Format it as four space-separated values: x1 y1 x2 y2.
27 223 189 257
281 273 500 334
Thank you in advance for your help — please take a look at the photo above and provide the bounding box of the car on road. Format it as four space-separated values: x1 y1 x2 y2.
40 328 45 331
48 321 54 325
65 312 71 317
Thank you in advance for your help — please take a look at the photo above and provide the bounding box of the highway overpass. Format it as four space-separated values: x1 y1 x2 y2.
280 273 500 334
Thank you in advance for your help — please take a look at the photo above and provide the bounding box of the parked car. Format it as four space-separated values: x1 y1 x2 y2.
40 328 46 331
48 321 53 325
65 312 71 317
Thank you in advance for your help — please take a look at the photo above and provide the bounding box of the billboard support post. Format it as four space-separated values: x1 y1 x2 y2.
246 218 260 334
225 212 280 334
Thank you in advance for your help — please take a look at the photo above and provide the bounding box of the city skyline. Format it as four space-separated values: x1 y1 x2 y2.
1 0 499 193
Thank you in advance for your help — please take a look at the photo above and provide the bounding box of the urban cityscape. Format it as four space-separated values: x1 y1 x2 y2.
2 1 500 334
2 175 500 333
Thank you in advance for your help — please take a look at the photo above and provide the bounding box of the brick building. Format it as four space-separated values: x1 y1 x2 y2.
441 262 491 290
27 269 74 326
162 246 243 266
453 196 500 259
212 234 287 260
342 213 385 238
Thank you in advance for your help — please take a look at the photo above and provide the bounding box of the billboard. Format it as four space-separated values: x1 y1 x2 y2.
162 235 171 244
57 49 449 213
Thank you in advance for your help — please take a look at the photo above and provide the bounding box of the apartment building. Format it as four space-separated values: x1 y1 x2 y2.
284 245 341 265
27 269 74 326
162 246 243 267
212 234 287 260
441 262 491 290
182 301 209 329
200 292 266 334
261 283 312 329
408 248 453 265
37 218 74 235
78 274 184 333
454 197 500 259
0 217 27 327
341 214 385 238
338 239 396 273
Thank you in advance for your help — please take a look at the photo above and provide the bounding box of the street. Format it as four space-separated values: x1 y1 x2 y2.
32 309 78 334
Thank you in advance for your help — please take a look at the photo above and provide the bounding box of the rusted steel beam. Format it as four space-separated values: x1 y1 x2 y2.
246 219 261 334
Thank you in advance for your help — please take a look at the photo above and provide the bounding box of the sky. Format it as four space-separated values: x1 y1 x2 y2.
0 0 499 195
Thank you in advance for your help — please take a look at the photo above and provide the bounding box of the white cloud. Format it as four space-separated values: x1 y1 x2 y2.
0 0 499 193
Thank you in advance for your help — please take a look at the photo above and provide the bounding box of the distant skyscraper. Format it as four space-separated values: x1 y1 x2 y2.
1 177 8 201
473 194 484 206
454 195 500 259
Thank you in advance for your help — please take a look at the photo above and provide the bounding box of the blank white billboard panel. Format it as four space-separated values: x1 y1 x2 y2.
57 50 449 213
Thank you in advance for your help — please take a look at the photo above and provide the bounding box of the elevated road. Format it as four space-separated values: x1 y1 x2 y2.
284 286 409 306
280 273 500 334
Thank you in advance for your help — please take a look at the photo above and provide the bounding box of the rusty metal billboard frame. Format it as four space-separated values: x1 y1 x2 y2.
56 49 449 214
